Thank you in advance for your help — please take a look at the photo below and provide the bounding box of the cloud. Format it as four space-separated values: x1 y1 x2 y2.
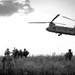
0 0 34 17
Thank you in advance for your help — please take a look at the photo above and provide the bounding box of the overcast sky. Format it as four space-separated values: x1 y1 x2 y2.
0 0 75 56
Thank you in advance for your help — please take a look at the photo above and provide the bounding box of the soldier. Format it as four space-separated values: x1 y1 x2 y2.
23 48 29 58
65 49 73 60
12 48 19 58
68 49 73 60
2 56 7 70
4 48 10 56
18 49 23 58
2 56 12 71
65 53 68 60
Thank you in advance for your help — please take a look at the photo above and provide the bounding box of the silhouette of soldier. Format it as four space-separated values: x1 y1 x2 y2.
23 48 29 58
2 56 7 70
68 49 73 60
4 48 10 56
12 48 18 58
65 49 73 60
2 48 12 71
18 49 23 58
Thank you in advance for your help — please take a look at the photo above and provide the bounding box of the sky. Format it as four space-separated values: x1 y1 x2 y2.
0 0 75 56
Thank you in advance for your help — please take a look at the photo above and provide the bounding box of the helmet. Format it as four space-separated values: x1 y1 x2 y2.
69 49 71 52
7 48 9 50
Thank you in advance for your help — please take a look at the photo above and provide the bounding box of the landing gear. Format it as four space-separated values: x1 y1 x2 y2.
58 33 62 36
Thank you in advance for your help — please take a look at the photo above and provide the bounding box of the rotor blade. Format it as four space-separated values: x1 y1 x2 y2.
29 22 66 25
62 16 75 21
51 14 60 22
29 22 48 23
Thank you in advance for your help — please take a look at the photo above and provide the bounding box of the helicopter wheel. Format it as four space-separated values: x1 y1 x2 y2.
58 33 62 36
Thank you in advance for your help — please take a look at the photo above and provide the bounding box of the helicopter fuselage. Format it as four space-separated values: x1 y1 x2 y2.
46 22 75 36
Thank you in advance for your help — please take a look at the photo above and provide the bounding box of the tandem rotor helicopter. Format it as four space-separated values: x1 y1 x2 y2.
29 14 75 36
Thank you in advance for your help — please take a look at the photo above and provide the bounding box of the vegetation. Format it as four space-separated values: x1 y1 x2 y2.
0 55 75 75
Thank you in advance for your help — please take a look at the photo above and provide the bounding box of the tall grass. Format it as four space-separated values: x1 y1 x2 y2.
0 55 75 75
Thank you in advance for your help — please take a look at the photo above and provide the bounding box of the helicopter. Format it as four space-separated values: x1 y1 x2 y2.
29 14 75 36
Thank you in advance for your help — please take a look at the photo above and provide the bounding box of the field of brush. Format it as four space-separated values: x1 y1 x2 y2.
0 55 75 75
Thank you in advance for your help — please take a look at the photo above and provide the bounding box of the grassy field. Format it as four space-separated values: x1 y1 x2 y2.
0 55 75 75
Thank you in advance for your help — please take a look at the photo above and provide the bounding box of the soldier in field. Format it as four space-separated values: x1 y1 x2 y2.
4 48 11 56
23 48 29 58
2 48 12 70
12 48 19 58
65 49 73 60
18 49 23 58
2 56 7 70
